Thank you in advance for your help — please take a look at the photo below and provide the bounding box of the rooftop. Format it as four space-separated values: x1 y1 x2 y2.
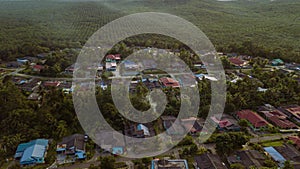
151 159 189 169
195 153 227 169
237 110 268 128
160 77 180 88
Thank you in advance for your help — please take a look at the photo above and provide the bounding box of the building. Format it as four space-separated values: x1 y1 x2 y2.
27 92 42 101
14 139 49 165
32 65 44 72
228 57 247 67
289 136 300 150
259 109 298 129
195 153 227 169
279 105 300 123
126 124 151 138
95 130 125 155
106 54 121 62
237 110 269 131
227 150 265 169
195 74 218 81
273 144 300 168
264 146 286 167
43 81 61 88
17 58 29 64
210 116 240 131
151 159 189 169
180 117 204 135
160 77 180 88
56 134 86 160
271 59 284 66
18 78 41 92
65 64 75 74
105 62 117 71
161 116 185 136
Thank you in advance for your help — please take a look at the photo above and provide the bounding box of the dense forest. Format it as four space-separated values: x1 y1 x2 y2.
0 0 299 62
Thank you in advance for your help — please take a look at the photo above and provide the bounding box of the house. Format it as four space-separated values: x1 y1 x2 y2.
259 109 298 129
273 144 300 168
227 150 265 169
195 153 227 169
278 105 300 123
14 139 49 166
65 64 75 74
95 130 125 154
17 58 29 64
32 65 44 72
161 116 185 136
195 74 218 81
210 116 240 131
27 92 42 101
37 53 48 59
143 80 161 91
229 57 247 67
236 110 269 131
288 136 300 150
264 147 286 167
151 159 189 169
180 117 204 135
56 134 86 160
43 81 61 88
18 78 41 92
271 59 284 66
160 77 180 88
176 74 197 87
105 62 117 71
6 61 22 68
131 123 150 138
106 54 121 62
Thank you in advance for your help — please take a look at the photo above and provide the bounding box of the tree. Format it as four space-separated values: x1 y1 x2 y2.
230 163 245 169
100 156 115 169
216 133 249 155
283 160 294 169
264 159 277 168
238 119 249 128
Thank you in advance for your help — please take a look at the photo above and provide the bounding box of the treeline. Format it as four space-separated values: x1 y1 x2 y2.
0 79 83 160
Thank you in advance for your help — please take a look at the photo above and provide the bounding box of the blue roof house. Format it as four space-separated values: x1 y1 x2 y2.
15 139 48 165
137 124 150 136
264 147 286 167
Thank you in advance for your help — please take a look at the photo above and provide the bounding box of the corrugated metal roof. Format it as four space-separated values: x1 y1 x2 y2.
264 147 286 163
20 144 46 164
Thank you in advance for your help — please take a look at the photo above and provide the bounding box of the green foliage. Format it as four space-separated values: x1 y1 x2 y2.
263 159 277 168
216 132 249 155
283 160 294 169
99 156 116 169
230 163 245 169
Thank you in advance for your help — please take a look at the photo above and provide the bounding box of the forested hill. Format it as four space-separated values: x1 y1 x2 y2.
0 0 299 62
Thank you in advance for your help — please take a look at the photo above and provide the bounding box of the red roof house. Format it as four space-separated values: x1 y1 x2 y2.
159 77 180 88
288 136 300 150
43 81 61 88
106 54 121 61
32 65 44 72
260 110 298 129
229 57 246 67
237 110 269 130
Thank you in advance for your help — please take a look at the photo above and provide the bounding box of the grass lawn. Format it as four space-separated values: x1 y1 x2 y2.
261 140 284 147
